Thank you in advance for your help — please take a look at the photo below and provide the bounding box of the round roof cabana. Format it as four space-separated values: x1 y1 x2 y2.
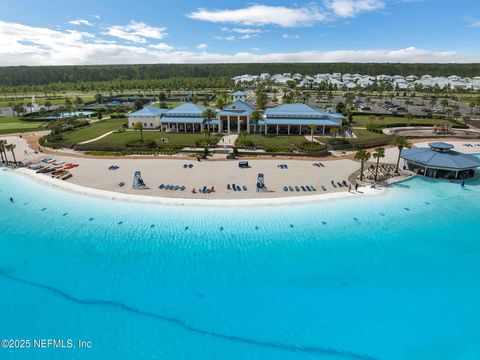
401 142 480 179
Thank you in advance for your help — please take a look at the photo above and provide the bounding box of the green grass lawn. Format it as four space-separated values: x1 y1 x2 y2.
60 119 127 145
92 131 222 148
0 116 46 135
351 115 440 127
236 134 307 149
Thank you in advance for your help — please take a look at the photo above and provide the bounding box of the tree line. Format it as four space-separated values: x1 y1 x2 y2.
1 63 480 87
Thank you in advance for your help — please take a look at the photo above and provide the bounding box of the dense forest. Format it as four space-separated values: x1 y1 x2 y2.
1 63 480 87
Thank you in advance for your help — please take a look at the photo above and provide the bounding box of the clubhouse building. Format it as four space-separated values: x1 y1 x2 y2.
129 96 343 135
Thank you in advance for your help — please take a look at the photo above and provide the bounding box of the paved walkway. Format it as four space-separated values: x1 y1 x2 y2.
217 134 238 147
78 131 115 145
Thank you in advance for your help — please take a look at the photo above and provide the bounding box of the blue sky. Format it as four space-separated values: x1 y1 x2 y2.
0 0 479 65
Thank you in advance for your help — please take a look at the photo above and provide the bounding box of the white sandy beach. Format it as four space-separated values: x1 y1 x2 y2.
0 134 385 205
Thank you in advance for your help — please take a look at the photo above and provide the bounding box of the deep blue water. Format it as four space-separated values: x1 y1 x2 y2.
0 168 479 360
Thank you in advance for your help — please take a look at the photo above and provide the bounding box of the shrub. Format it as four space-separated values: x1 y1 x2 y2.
126 139 156 148
298 142 327 151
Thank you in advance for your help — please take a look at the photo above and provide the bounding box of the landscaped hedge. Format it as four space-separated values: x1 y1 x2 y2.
298 142 327 151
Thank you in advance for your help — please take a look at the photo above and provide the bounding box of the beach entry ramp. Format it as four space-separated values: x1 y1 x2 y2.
133 171 149 190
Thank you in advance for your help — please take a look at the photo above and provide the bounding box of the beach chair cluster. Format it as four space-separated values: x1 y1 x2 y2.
365 164 396 182
159 184 186 191
108 165 120 171
312 162 325 168
227 183 248 191
133 171 149 190
27 158 78 180
183 163 194 168
277 164 288 169
464 143 480 147
283 185 317 192
192 186 216 194
331 180 349 188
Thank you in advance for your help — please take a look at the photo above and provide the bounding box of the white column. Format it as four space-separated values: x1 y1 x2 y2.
184 123 187 133
237 118 240 133
219 119 223 133
265 124 268 134
247 116 250 133
276 124 279 135
299 125 302 134
200 124 204 132
288 125 290 135
322 126 325 135
227 116 231 134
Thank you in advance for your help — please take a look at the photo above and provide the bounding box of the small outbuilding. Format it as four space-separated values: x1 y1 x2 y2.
401 142 480 179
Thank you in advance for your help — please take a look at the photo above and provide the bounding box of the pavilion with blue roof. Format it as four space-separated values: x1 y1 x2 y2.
160 103 218 132
262 104 343 135
128 106 168 129
401 142 480 179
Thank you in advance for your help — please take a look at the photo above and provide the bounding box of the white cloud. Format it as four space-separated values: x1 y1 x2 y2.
0 21 476 65
94 15 101 19
466 19 480 27
104 21 167 43
325 0 385 17
240 34 258 40
283 34 301 39
214 35 235 41
197 43 208 49
188 5 329 27
69 19 93 26
221 27 262 34
148 43 174 51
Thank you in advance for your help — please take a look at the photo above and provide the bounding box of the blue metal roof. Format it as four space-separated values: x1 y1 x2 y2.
231 91 247 96
165 103 205 115
264 103 344 119
161 116 219 125
219 100 254 116
429 142 454 151
264 118 341 126
401 148 480 170
129 106 167 117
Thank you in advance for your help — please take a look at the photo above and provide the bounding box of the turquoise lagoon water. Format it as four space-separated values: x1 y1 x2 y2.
0 168 479 360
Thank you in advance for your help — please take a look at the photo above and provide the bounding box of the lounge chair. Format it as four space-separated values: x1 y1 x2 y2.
227 184 231 190
180 186 186 191
159 184 165 189
306 186 312 191
301 186 307 191
189 164 193 168
284 186 288 191
289 186 294 191
310 185 317 191
321 185 327 191
242 185 247 191
118 182 125 187
331 180 337 188
295 186 300 192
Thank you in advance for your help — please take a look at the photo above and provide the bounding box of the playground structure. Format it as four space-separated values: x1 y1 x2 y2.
433 121 453 135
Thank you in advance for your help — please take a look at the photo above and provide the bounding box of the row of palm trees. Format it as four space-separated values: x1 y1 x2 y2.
355 136 410 182
0 140 17 164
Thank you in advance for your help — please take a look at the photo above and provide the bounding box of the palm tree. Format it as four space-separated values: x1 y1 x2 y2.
354 149 371 181
202 129 211 144
308 125 317 145
5 143 17 164
330 126 339 140
250 110 262 134
133 122 144 142
0 140 7 163
202 108 216 132
394 136 410 173
239 130 248 145
373 147 385 182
